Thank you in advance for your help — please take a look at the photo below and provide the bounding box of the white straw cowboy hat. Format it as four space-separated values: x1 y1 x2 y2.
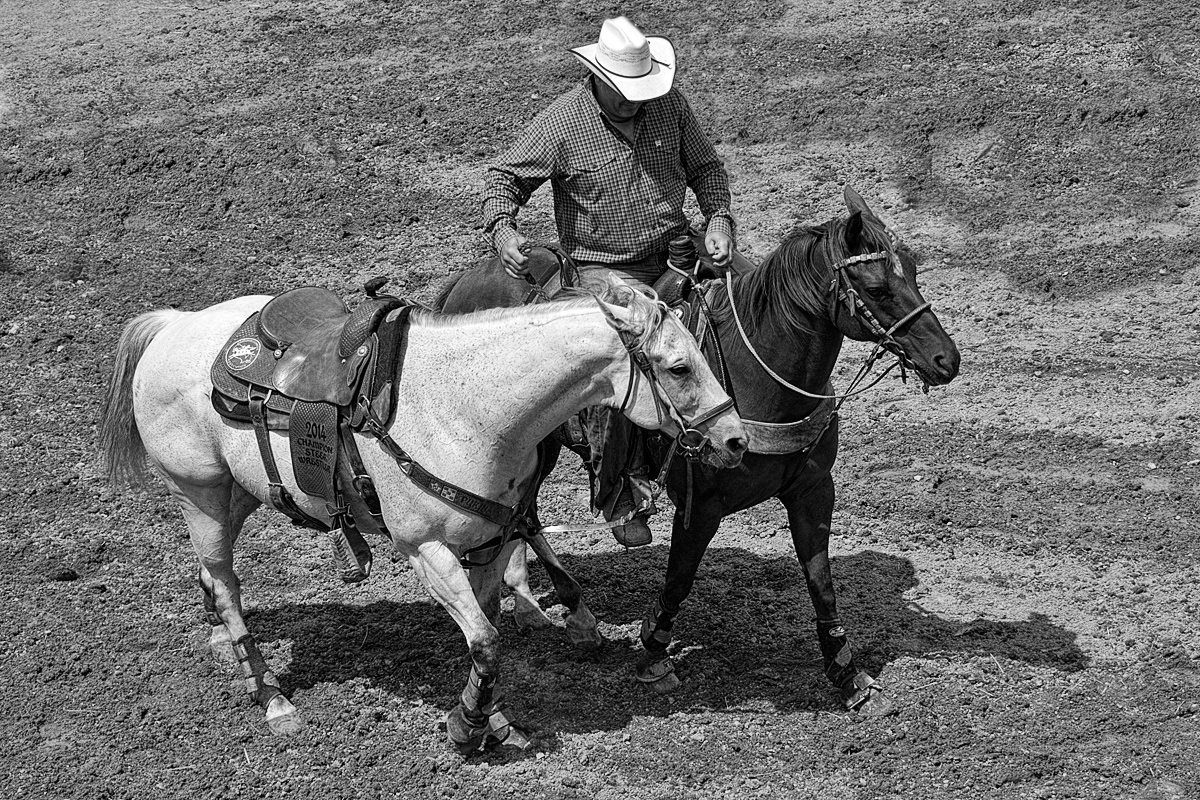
569 16 676 102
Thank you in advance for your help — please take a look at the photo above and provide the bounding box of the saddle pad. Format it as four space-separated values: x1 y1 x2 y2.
210 391 293 429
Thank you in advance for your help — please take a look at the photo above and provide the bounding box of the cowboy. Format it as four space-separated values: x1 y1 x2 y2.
481 16 737 547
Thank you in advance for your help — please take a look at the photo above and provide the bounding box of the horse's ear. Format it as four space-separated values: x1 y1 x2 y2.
844 209 864 250
595 295 642 337
844 185 888 233
844 185 871 215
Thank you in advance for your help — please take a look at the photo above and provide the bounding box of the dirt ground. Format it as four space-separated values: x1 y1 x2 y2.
2 1 1197 798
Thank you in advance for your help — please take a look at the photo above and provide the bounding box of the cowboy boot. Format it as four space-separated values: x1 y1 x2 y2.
602 468 655 548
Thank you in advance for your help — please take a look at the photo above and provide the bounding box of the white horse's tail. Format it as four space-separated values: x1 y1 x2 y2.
98 309 185 487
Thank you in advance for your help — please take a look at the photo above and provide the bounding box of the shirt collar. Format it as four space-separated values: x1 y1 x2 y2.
585 76 645 128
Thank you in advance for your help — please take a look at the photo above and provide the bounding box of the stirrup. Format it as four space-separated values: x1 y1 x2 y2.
330 529 372 583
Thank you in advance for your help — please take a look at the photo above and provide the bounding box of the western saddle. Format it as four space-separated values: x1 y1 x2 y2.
210 277 411 582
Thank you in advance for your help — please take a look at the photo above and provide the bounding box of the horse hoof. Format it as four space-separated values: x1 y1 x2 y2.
487 722 536 753
446 706 486 755
854 691 896 717
843 673 896 717
636 657 680 694
513 609 554 633
266 712 302 735
565 624 605 649
564 607 604 649
446 703 536 755
647 671 681 695
265 696 302 735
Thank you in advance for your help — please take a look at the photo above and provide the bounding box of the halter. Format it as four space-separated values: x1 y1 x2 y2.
724 227 934 403
615 324 735 460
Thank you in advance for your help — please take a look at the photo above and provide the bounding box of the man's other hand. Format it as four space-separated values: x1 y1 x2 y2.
706 230 734 270
501 235 531 278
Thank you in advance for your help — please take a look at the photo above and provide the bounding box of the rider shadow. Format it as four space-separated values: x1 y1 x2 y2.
247 544 1086 741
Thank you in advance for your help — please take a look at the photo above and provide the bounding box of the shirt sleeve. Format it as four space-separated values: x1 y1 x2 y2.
481 114 561 252
677 93 736 241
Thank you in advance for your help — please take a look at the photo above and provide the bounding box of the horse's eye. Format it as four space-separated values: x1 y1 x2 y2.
667 364 691 377
865 286 890 302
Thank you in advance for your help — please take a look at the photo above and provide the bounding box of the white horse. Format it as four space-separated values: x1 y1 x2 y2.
98 278 747 752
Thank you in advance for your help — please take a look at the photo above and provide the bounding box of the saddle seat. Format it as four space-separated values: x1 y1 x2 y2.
258 285 403 405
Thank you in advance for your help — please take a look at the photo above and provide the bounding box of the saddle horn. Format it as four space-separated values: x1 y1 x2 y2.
364 276 390 298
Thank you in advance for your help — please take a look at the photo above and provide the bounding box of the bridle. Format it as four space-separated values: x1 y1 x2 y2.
615 317 734 460
725 227 935 403
827 232 932 377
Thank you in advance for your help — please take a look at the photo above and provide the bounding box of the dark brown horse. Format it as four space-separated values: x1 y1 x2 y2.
436 187 960 715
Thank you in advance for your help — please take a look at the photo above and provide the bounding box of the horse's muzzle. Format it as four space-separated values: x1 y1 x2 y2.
920 344 961 387
697 428 748 469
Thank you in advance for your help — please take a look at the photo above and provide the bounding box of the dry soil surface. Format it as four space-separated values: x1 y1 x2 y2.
1 1 1198 799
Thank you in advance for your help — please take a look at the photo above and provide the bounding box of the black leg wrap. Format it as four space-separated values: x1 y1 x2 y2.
817 618 857 690
460 664 497 724
447 665 532 754
232 634 284 709
816 618 885 712
640 594 679 654
198 573 222 627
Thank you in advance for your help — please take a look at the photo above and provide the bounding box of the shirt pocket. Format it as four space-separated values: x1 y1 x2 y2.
562 150 625 205
637 133 683 182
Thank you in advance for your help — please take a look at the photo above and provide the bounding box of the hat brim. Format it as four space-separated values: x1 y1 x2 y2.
569 36 676 102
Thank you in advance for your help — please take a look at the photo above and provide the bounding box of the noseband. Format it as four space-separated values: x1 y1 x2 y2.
616 326 734 459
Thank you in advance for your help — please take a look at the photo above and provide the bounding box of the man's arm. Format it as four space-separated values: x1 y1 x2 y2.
482 119 560 274
677 94 736 267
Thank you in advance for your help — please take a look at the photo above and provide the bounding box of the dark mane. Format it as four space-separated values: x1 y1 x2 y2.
715 213 895 336
713 222 831 337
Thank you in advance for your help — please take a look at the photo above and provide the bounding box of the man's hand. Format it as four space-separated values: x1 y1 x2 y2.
500 234 530 278
706 229 734 270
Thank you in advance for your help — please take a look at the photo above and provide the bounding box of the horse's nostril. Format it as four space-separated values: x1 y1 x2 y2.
728 437 748 454
933 350 961 378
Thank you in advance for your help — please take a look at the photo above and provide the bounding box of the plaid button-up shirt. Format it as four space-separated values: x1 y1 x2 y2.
482 80 734 267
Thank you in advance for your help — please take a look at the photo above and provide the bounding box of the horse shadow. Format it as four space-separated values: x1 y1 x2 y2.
246 545 1086 741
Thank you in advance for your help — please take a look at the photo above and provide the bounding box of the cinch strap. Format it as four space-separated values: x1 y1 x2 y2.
249 389 328 530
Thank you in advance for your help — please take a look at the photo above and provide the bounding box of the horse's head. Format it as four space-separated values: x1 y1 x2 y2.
594 277 747 468
826 187 961 387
